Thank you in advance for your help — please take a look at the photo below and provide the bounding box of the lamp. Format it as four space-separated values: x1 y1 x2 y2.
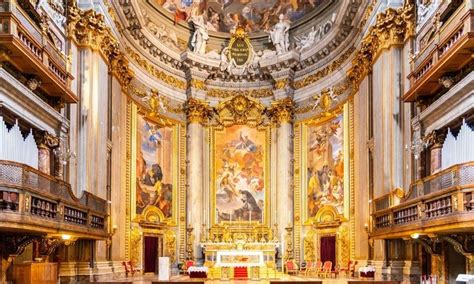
410 233 420 239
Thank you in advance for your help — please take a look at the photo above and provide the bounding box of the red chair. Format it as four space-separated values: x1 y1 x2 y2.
339 260 358 277
122 260 136 276
308 260 322 276
300 261 313 275
184 260 195 274
285 260 298 274
318 261 332 278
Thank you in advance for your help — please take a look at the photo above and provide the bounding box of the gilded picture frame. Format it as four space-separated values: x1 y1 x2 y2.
298 103 350 226
129 102 185 227
209 124 271 228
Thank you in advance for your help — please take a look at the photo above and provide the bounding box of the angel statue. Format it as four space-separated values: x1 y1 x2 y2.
142 89 167 117
269 14 290 55
190 14 209 54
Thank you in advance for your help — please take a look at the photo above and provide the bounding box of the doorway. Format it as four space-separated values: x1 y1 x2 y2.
143 236 163 274
320 236 336 265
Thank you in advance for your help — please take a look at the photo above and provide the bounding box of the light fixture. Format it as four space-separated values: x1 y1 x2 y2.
410 233 420 239
61 234 72 240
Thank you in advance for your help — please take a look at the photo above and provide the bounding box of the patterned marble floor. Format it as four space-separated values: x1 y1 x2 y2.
93 274 364 283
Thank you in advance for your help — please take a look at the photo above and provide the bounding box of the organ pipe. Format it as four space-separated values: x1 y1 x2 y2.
0 116 39 168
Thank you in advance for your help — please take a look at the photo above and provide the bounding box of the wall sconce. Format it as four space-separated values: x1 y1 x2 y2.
60 234 77 246
410 233 420 239
364 223 369 233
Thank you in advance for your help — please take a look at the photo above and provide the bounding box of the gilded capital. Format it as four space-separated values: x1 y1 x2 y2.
67 4 134 89
183 98 213 124
347 2 415 90
267 98 295 125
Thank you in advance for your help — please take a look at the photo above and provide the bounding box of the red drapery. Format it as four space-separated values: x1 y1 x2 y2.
320 236 336 265
144 236 158 273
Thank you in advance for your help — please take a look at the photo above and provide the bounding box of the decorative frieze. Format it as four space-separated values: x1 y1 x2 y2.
206 88 273 99
126 48 187 90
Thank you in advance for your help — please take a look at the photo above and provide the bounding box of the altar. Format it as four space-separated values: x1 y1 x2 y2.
215 250 264 267
202 242 278 266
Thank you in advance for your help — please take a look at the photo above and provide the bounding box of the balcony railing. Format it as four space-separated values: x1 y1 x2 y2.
0 2 76 103
371 162 474 237
404 4 474 102
0 160 107 238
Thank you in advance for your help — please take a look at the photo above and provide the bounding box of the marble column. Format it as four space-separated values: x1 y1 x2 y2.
269 98 295 256
184 98 211 260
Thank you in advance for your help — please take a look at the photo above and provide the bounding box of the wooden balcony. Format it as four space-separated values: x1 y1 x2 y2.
0 160 107 239
403 5 474 102
0 2 76 103
371 162 474 238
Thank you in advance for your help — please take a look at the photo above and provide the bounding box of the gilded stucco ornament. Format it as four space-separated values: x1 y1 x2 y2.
214 95 266 127
67 3 134 89
183 98 213 124
164 230 177 263
130 227 141 265
303 230 316 261
142 89 168 117
126 48 187 90
190 79 207 91
312 88 337 117
267 98 295 124
347 2 415 91
293 47 355 90
207 88 273 99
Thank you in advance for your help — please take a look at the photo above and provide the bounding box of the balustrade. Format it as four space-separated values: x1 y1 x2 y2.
0 1 75 103
0 160 107 236
372 162 474 234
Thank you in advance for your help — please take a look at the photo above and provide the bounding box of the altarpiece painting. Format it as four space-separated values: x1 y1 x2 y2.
212 125 269 225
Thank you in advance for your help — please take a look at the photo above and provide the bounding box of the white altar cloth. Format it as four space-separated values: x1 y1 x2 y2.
215 250 264 267
188 266 209 273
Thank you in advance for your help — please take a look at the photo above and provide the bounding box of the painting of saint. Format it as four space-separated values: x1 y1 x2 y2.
157 0 328 33
307 114 344 218
136 115 173 218
214 125 266 223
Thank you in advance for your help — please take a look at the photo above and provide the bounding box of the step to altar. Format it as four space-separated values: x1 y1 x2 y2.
207 266 283 280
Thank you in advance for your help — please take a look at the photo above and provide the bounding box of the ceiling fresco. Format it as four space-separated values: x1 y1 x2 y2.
155 0 328 33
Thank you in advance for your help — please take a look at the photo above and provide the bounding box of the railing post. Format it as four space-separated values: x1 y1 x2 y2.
418 202 425 220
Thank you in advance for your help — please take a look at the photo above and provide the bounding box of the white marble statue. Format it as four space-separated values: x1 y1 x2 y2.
219 47 232 73
296 26 320 51
269 14 290 55
190 15 209 54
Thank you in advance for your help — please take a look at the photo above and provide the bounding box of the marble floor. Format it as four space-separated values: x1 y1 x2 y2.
93 274 372 283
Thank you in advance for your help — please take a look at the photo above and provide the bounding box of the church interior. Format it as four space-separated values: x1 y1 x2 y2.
0 0 473 283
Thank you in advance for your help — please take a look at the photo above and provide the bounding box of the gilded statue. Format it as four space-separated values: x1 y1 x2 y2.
223 226 233 243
